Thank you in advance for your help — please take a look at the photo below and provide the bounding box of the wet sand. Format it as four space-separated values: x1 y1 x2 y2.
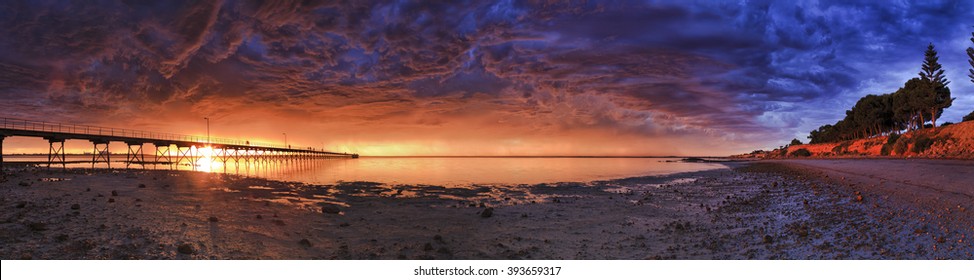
0 159 971 259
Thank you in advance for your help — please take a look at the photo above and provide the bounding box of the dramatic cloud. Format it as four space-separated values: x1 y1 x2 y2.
1 0 972 155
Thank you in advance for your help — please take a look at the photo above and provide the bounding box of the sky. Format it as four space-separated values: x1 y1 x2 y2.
1 0 972 156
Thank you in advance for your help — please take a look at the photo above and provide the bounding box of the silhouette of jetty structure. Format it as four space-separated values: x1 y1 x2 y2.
0 117 357 171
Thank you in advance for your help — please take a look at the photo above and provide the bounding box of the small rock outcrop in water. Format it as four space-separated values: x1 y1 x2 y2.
138 184 146 188
70 204 80 210
208 216 219 222
111 190 118 196
299 239 313 247
481 207 494 218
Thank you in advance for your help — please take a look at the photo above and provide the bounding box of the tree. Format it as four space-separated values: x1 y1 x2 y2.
968 30 973 84
965 111 974 122
918 43 952 127
790 138 803 146
806 92 899 144
895 78 928 131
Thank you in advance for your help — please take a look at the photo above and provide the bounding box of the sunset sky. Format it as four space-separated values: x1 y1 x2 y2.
1 1 972 156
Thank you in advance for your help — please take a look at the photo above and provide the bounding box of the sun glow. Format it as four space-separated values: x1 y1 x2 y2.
196 146 216 172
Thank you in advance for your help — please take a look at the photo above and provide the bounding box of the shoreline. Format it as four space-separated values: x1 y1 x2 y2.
1 159 971 259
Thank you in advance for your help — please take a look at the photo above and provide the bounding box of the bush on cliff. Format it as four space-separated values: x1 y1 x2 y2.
881 133 901 156
831 141 852 155
893 136 910 155
790 148 812 157
910 134 945 154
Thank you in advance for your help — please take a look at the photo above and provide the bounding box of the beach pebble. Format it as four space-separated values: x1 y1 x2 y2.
15 201 27 208
208 216 219 222
138 184 146 188
18 181 29 186
111 190 118 196
339 222 350 227
177 243 196 255
481 207 494 218
85 188 90 192
28 222 47 231
322 205 341 214
108 198 115 203
256 214 262 219
423 242 434 251
70 204 80 210
55 234 70 242
763 235 773 244
437 247 452 255
299 239 313 247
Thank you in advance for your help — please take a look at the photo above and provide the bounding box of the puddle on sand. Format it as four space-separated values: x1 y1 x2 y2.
240 186 349 212
604 177 699 194
245 195 348 213
39 178 70 182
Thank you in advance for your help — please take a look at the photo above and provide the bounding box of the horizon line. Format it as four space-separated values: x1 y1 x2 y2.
0 153 730 158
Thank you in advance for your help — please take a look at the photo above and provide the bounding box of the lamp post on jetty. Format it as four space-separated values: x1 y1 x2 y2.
283 133 287 148
204 117 210 145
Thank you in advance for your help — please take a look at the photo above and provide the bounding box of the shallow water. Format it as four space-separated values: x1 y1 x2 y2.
4 155 727 186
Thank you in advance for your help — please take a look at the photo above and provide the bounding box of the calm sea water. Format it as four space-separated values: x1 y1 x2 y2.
3 155 727 186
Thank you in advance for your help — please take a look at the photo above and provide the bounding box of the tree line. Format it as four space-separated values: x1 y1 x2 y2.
967 29 974 122
807 37 973 144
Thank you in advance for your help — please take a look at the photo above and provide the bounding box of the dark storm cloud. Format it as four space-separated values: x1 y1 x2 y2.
1 0 972 150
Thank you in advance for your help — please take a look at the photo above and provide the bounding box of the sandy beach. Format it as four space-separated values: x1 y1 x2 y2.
0 159 971 259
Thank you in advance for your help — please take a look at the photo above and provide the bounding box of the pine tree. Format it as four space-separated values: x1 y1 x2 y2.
918 43 952 127
920 43 949 86
968 30 974 84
